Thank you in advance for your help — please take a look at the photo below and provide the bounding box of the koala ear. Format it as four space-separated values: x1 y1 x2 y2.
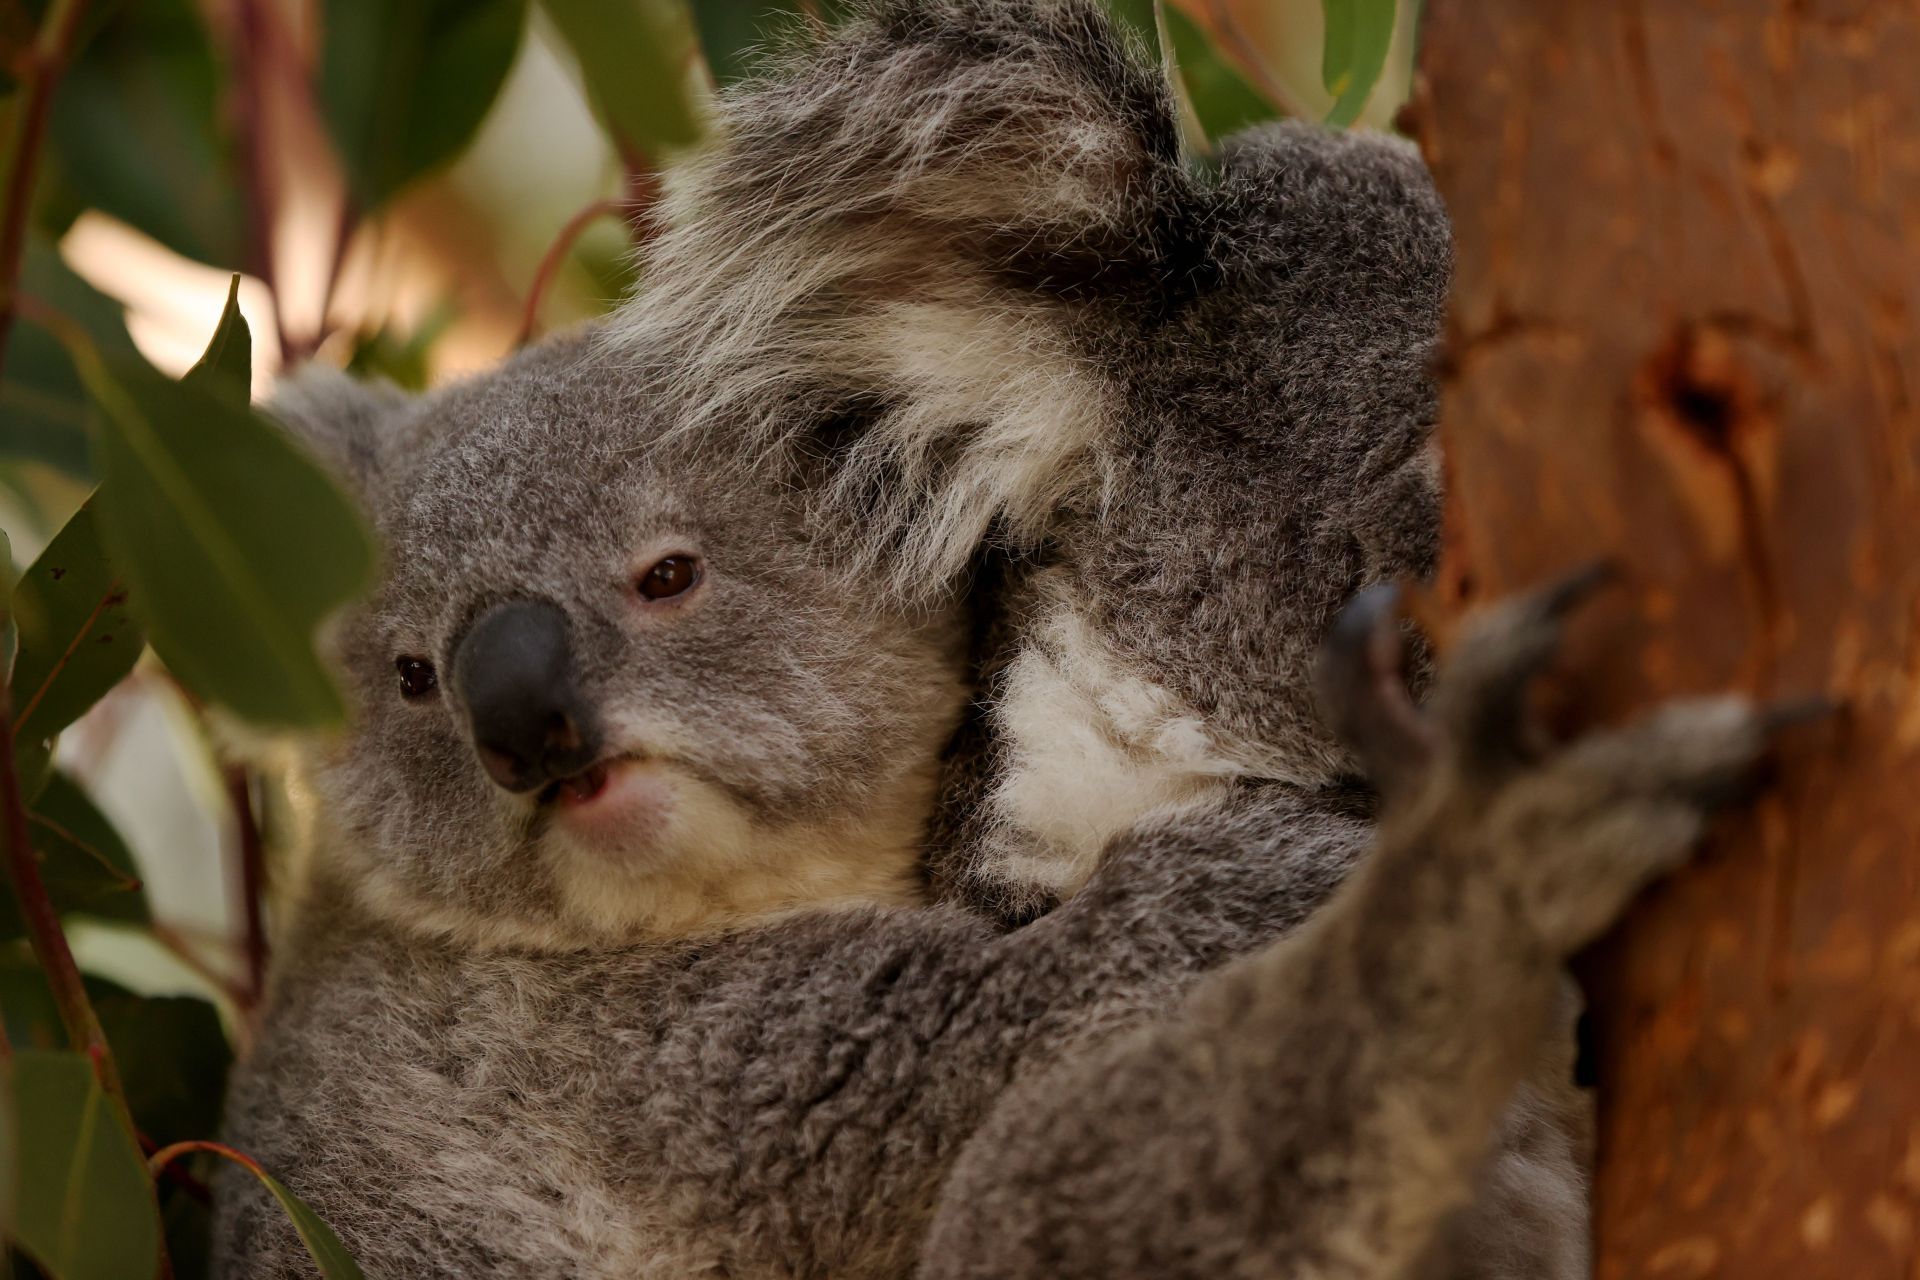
611 0 1194 593
266 364 415 504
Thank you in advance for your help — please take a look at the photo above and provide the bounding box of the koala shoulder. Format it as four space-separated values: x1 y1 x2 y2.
1208 120 1452 319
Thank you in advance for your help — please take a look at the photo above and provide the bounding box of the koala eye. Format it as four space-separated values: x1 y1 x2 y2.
636 554 701 602
395 657 439 699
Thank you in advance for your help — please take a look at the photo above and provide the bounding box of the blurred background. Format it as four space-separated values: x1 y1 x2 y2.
2 0 1416 1014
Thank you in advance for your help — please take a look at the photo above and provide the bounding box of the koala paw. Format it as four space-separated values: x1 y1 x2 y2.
1317 567 1818 954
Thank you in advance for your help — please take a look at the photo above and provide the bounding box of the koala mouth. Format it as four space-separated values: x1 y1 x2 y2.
540 761 613 808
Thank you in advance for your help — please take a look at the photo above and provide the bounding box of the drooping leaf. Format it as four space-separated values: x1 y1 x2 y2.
0 772 146 939
0 956 230 1150
344 300 458 393
161 1144 365 1279
96 992 231 1149
10 1051 161 1280
1 239 136 479
183 275 251 403
540 0 704 155
1163 3 1275 141
8 501 142 758
1320 0 1396 127
1111 0 1275 151
78 346 377 727
318 0 530 210
47 0 248 267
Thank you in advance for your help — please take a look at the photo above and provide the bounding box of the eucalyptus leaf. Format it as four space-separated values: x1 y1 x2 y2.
1162 3 1274 141
80 349 376 728
2 240 135 479
9 500 142 755
10 1051 161 1280
183 275 251 403
541 0 704 155
48 0 248 267
1320 0 1396 127
178 1145 364 1279
0 771 148 941
0 961 226 1150
319 0 530 210
95 990 230 1149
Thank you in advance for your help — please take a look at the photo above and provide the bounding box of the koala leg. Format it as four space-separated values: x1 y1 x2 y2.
921 571 1777 1280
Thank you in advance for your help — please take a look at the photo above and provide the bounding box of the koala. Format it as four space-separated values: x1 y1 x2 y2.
215 4 1783 1278
605 0 1587 1272
215 320 1772 1280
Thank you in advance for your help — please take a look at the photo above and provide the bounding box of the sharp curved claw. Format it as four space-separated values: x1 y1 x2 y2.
1760 694 1845 733
1315 583 1438 795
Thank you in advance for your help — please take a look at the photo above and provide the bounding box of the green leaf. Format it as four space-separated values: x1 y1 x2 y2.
0 772 147 940
79 347 377 727
9 500 143 755
1 239 136 479
540 0 703 155
344 300 458 393
1320 0 1396 127
174 1145 365 1279
96 991 230 1149
183 276 251 403
48 0 248 267
0 953 228 1149
1111 1 1274 152
10 1051 160 1280
318 0 530 210
1163 4 1274 141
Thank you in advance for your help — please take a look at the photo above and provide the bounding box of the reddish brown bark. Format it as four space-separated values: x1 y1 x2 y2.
1415 2 1920 1275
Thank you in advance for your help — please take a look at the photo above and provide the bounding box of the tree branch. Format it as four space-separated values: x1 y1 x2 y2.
0 0 91 383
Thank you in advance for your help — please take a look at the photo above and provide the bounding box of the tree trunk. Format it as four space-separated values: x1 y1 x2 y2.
1413 2 1920 1276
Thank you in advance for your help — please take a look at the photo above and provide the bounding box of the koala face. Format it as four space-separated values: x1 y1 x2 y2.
280 332 967 949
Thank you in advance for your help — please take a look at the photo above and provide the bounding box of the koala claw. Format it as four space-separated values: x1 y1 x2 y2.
1314 582 1438 795
1320 565 1811 954
1427 560 1617 775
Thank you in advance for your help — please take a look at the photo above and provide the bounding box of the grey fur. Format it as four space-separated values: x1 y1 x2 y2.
217 3 1768 1277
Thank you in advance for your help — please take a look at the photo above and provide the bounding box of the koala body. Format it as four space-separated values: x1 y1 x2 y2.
216 333 1379 1277
610 4 1589 1272
218 4 1774 1278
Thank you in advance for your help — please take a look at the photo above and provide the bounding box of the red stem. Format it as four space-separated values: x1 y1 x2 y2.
149 1138 271 1182
0 0 90 385
514 196 627 348
224 0 289 360
0 672 127 1105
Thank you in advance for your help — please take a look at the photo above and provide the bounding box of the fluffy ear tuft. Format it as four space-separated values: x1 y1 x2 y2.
266 364 414 503
609 0 1194 595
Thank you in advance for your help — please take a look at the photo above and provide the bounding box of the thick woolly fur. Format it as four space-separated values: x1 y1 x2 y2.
266 336 966 953
210 3 1771 1278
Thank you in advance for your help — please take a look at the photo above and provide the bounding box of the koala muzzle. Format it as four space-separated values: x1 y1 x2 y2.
451 599 602 794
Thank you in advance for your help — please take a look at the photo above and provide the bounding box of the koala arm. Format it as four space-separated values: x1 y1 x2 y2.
912 577 1769 1280
596 783 1372 1278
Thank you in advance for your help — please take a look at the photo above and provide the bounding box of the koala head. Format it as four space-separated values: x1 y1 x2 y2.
609 0 1450 792
274 331 967 950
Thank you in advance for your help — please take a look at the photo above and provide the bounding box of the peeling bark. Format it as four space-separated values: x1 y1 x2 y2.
1415 2 1920 1275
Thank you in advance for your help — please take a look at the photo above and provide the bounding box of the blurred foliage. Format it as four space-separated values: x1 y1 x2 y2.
0 0 1419 1275
319 0 532 211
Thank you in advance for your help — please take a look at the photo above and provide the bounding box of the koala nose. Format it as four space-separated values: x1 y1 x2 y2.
450 599 601 793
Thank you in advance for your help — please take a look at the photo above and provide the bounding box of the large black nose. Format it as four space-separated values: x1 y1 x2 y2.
450 600 600 793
